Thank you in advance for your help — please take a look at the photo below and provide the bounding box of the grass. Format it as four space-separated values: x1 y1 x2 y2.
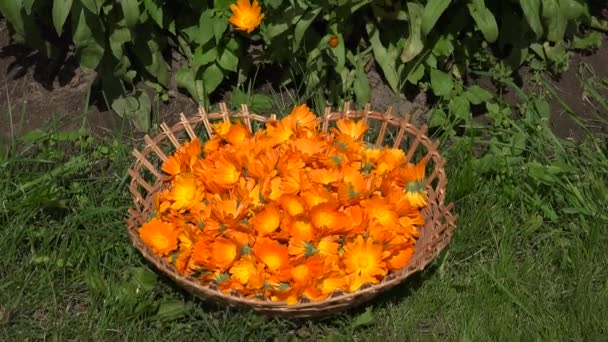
1 79 608 341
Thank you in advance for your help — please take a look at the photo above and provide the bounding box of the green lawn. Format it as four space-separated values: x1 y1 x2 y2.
1 82 607 341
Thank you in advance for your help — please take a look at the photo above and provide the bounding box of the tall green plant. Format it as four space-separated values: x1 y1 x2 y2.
0 0 599 131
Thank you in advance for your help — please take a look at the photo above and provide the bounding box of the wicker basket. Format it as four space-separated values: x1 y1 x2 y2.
126 103 457 319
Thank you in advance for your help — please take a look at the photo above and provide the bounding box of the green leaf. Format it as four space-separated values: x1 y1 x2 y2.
428 108 448 128
293 7 321 51
351 307 375 329
132 38 169 87
407 63 425 84
193 46 218 67
79 0 99 14
463 85 493 105
468 0 499 43
213 14 228 44
213 0 232 11
198 10 215 46
143 0 163 28
128 90 152 131
367 23 399 93
71 2 105 69
572 31 603 50
52 0 74 36
121 0 140 28
432 36 454 57
263 21 290 40
430 68 453 98
202 63 224 95
542 0 566 42
23 0 35 15
519 0 543 39
0 0 25 37
250 94 273 113
218 48 239 72
401 2 424 63
448 95 471 122
129 267 157 291
109 26 132 60
421 0 452 37
176 66 205 103
155 300 189 322
353 66 371 104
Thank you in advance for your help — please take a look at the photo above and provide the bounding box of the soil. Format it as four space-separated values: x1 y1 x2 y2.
0 18 606 146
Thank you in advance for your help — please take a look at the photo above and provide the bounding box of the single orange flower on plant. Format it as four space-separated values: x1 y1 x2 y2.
328 35 339 48
229 0 265 33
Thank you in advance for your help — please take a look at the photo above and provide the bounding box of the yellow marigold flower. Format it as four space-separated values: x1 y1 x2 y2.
229 0 265 33
139 218 179 257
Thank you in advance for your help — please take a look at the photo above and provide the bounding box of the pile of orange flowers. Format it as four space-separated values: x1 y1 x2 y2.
138 104 429 304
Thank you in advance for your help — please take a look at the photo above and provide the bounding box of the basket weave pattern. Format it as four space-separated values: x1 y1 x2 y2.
126 103 457 318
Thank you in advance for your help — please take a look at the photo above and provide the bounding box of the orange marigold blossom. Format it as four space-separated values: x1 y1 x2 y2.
169 173 204 211
229 0 264 33
335 118 368 140
139 218 179 256
138 104 430 304
253 238 290 273
251 203 282 235
208 237 239 271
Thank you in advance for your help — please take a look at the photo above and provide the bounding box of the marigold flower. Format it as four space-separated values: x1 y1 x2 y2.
291 255 323 287
208 237 239 271
343 235 387 283
251 203 282 236
386 247 415 271
309 202 348 233
284 104 317 132
253 238 290 272
277 194 305 217
335 118 368 140
229 0 265 33
230 255 264 288
328 35 339 48
139 218 179 256
169 173 204 211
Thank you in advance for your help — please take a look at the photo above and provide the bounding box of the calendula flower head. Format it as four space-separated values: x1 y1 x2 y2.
139 104 427 304
229 0 265 33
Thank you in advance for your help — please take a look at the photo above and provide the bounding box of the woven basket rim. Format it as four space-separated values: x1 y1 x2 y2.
126 102 457 318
